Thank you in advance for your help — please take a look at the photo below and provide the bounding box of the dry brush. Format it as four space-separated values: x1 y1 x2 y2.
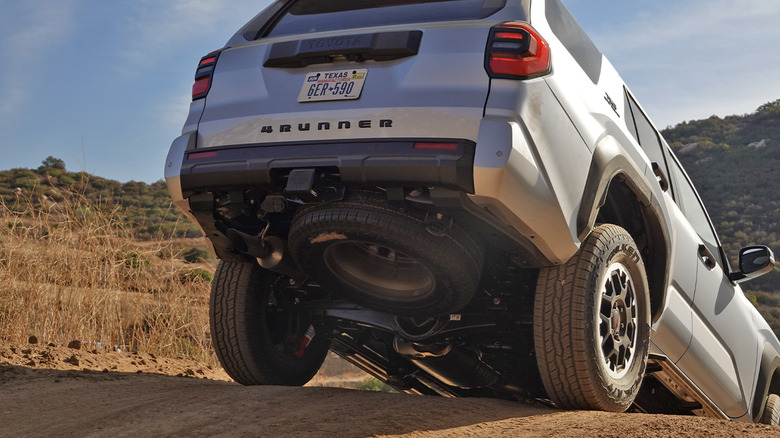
0 189 216 362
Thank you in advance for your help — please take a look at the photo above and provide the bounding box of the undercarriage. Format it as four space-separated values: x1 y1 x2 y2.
287 255 544 399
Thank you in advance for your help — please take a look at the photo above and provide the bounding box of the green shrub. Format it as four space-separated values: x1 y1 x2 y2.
359 377 394 393
6 221 24 230
58 174 77 186
117 249 150 269
178 268 214 284
181 246 212 263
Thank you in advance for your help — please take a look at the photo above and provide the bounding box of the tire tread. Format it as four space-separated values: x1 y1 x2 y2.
210 261 328 386
761 393 780 426
534 224 649 411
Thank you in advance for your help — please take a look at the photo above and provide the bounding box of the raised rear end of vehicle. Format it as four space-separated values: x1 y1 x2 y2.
164 0 780 424
164 0 643 408
166 0 574 312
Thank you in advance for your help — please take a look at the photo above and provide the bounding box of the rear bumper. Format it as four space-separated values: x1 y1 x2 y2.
172 137 476 196
163 129 569 267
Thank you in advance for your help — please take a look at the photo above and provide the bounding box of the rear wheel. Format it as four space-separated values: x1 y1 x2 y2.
761 393 780 426
210 261 329 385
288 192 482 316
534 224 650 411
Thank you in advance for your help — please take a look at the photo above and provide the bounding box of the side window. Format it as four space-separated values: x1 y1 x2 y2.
658 137 677 200
626 93 664 166
625 90 671 188
667 154 721 265
623 91 639 142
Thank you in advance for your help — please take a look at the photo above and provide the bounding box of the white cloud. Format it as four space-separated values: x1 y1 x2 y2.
0 2 79 125
2 2 78 59
121 0 223 62
116 0 269 74
116 0 273 142
595 0 780 56
582 0 780 126
154 83 196 139
0 87 27 124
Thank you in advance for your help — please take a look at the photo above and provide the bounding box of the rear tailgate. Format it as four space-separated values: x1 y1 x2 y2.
197 23 500 147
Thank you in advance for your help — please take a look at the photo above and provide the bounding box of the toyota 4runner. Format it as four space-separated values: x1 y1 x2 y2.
165 0 780 423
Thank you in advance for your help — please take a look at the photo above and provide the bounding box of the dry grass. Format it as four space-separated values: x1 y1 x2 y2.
0 189 216 363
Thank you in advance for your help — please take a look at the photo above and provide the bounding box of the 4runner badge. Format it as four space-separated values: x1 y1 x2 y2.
259 119 393 134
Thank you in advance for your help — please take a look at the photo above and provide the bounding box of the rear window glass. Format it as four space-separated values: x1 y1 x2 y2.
545 0 602 84
265 0 507 38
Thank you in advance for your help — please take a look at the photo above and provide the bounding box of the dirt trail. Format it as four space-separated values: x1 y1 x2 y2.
1 342 778 437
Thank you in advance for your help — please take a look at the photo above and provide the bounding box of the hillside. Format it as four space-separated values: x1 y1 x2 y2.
0 158 201 240
663 98 780 269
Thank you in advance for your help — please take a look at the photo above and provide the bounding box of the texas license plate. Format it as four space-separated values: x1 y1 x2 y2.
297 69 367 102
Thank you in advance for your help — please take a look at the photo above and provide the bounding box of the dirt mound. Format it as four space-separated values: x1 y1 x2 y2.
1 341 778 437
0 341 229 382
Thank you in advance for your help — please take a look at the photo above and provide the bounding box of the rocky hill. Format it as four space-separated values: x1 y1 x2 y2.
662 100 780 332
0 158 200 240
663 98 780 272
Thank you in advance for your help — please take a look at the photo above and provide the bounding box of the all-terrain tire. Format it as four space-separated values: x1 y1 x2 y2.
534 224 650 411
761 393 780 426
288 191 482 316
210 261 329 386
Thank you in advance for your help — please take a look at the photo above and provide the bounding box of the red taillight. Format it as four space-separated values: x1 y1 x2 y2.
188 150 218 160
199 56 217 66
494 31 526 40
486 22 550 80
192 77 211 98
414 142 459 150
192 49 224 100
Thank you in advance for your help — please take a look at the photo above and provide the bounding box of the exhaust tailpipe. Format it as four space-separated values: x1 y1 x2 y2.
226 228 303 279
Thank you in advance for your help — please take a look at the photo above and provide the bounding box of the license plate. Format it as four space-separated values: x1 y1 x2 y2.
297 69 367 102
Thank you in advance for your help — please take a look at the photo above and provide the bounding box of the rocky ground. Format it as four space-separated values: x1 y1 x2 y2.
1 341 778 437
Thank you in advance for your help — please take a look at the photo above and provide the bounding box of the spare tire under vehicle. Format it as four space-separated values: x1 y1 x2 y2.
288 192 483 316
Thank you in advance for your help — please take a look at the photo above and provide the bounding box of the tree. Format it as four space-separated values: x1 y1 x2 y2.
39 156 66 171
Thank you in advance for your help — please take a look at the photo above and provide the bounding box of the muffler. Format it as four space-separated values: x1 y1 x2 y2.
226 228 303 279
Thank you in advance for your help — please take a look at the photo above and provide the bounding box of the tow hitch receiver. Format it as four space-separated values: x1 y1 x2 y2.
285 169 318 201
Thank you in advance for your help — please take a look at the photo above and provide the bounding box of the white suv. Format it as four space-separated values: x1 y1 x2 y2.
165 0 780 423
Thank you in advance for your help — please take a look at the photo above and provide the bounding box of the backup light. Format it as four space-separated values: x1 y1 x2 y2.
486 22 551 80
192 49 225 100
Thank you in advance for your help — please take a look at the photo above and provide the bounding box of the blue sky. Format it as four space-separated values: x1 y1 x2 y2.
1 0 779 183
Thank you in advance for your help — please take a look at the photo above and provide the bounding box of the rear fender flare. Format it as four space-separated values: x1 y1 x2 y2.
577 135 672 322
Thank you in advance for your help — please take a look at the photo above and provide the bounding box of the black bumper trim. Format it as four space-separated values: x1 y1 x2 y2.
263 30 422 68
179 139 475 195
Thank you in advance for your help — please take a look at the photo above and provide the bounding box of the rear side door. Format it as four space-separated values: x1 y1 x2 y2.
667 154 759 419
623 91 695 363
